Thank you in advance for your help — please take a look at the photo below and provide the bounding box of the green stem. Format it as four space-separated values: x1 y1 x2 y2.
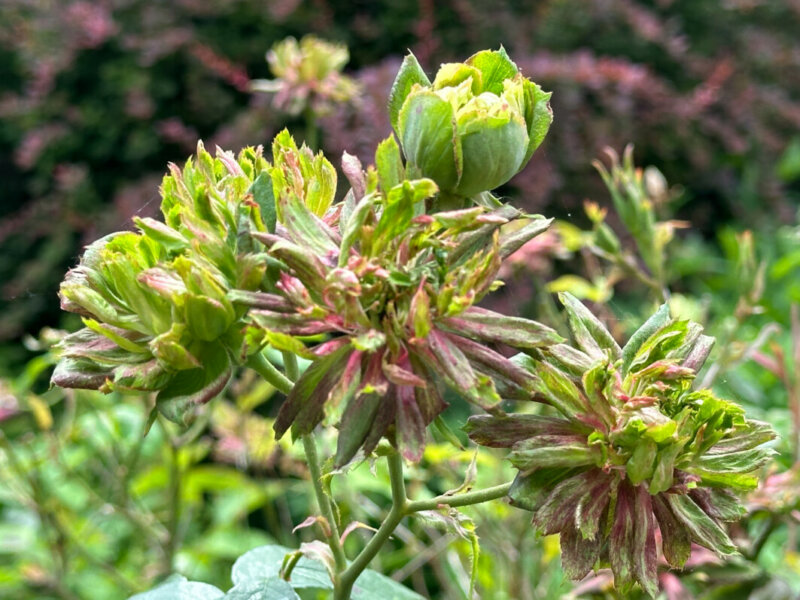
302 434 348 575
336 452 407 600
164 431 182 574
281 551 303 582
336 454 513 599
303 106 319 151
247 352 294 395
405 481 513 512
282 350 300 383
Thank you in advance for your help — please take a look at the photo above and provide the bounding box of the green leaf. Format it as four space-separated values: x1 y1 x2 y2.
223 578 299 600
352 569 425 600
231 544 333 590
509 439 596 471
454 103 529 196
250 172 277 234
128 578 224 600
625 440 657 486
184 294 235 342
621 303 670 373
521 80 553 163
388 53 431 131
532 359 586 419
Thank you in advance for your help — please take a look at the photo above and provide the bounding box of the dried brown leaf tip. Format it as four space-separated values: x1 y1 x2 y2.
243 132 562 466
466 293 776 597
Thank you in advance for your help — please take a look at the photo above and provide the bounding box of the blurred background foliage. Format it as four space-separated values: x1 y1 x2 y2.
2 0 800 598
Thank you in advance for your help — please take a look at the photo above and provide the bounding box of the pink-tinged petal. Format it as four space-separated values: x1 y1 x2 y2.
446 334 540 398
609 481 636 591
312 337 351 357
227 289 294 311
361 395 398 457
382 362 427 388
465 414 577 448
632 485 658 597
652 494 692 569
532 471 595 535
426 330 500 409
561 520 603 580
358 351 389 397
576 473 616 540
335 396 383 468
395 384 426 462
273 345 352 438
440 306 563 348
249 309 339 336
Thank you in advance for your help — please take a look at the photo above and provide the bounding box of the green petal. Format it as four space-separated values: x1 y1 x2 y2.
398 90 462 192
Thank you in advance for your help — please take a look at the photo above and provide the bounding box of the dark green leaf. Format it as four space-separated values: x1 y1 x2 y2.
223 578 299 600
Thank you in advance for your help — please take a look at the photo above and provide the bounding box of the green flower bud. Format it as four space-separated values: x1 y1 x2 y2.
390 48 552 198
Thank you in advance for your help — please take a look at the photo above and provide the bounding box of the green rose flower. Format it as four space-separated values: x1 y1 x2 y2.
237 134 562 466
466 293 776 597
389 47 552 198
53 143 275 424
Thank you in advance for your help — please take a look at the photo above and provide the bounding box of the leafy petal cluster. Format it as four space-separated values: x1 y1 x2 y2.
242 133 563 465
251 35 360 116
53 143 275 423
466 293 776 596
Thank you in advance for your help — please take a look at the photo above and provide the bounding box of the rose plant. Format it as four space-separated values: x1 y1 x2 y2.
49 47 777 600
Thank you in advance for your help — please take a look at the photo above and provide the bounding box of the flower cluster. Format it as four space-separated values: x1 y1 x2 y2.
389 48 552 198
466 293 776 596
49 46 778 597
53 143 274 424
251 35 359 116
240 132 563 465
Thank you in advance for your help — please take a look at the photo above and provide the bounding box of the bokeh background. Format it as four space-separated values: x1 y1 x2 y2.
2 1 800 599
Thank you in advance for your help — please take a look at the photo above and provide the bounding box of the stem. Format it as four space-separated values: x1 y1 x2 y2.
246 352 294 395
336 452 407 599
302 434 348 575
336 453 513 599
282 350 300 383
406 482 513 512
164 431 182 574
303 106 319 151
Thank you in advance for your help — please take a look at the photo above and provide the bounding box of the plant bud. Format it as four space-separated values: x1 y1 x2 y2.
390 48 552 198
